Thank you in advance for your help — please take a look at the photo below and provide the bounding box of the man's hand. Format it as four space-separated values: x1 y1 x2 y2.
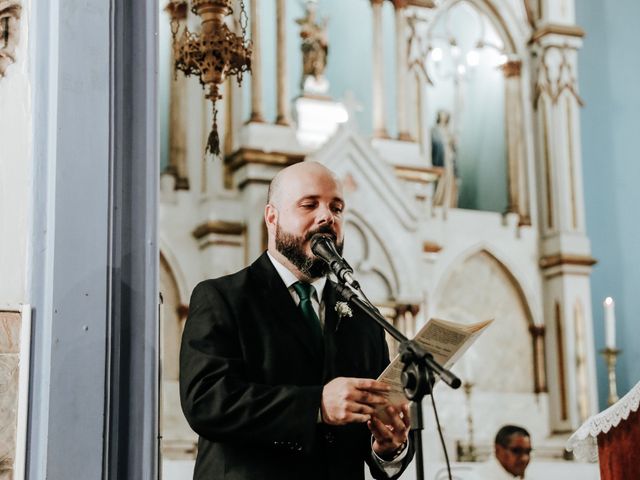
321 377 390 425
368 404 411 460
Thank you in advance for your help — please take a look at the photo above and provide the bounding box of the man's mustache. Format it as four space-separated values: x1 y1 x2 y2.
304 226 337 242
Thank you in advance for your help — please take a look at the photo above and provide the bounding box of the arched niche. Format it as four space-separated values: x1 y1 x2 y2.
342 213 423 355
159 252 197 459
434 249 536 393
411 0 524 214
342 213 399 304
160 252 183 381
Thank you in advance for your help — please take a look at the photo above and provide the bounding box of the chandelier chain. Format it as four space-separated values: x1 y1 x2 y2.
239 0 249 46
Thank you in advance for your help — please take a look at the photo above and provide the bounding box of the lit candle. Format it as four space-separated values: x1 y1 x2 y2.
604 297 616 349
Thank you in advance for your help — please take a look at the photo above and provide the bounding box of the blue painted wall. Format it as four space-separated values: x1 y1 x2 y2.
577 0 640 408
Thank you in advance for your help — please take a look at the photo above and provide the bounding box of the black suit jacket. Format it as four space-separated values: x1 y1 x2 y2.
180 252 413 480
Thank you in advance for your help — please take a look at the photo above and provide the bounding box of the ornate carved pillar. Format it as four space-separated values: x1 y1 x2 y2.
163 2 190 189
529 324 547 394
375 304 421 357
378 305 399 356
531 19 598 433
275 0 290 125
224 77 235 156
396 304 419 339
533 37 586 235
392 0 411 141
249 0 265 122
166 67 190 190
371 0 388 138
502 59 528 223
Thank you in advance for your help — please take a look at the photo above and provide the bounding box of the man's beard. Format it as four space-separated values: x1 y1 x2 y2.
275 224 343 279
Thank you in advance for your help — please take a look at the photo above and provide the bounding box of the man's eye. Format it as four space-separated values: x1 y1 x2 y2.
332 206 343 214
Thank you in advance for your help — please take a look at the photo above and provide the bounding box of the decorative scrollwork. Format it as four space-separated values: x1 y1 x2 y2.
0 0 21 78
166 0 252 156
534 45 584 108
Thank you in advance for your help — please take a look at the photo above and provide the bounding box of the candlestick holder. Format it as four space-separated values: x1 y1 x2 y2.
599 347 621 406
456 381 477 462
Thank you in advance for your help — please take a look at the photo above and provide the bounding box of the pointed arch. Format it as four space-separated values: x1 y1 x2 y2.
159 252 184 382
158 250 198 460
433 246 537 392
159 240 190 306
434 244 537 325
343 210 400 303
424 0 521 55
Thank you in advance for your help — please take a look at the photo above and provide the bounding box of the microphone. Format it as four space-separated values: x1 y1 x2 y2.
310 234 359 288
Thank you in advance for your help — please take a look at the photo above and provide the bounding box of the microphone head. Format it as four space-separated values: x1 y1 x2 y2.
310 233 338 259
310 233 355 283
311 232 333 249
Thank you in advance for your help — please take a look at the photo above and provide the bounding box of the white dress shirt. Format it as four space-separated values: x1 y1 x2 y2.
268 251 327 325
472 455 532 479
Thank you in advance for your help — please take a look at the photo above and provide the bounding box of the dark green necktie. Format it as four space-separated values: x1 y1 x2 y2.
292 281 323 350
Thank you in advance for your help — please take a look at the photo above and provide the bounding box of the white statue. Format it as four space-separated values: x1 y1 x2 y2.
431 109 459 208
296 0 329 95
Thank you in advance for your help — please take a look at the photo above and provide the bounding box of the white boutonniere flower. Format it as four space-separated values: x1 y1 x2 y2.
335 301 353 320
334 301 353 332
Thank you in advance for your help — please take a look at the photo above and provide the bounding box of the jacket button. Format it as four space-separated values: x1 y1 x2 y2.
324 432 335 444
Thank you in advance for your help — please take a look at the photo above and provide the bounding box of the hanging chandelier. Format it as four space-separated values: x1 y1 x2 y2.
166 0 252 156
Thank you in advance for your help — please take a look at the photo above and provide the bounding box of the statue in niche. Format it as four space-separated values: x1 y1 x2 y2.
296 0 329 95
0 0 21 78
431 109 459 208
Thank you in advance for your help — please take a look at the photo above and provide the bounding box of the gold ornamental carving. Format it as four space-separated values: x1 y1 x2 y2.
539 254 597 270
501 59 522 78
192 220 246 239
534 45 584 108
531 23 585 44
0 0 21 77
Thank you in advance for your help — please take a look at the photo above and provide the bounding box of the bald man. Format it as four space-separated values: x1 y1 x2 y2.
180 162 413 480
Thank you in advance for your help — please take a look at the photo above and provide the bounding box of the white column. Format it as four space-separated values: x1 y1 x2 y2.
532 22 598 433
371 0 388 138
275 0 290 125
502 60 529 223
393 0 411 141
168 51 189 189
249 0 265 122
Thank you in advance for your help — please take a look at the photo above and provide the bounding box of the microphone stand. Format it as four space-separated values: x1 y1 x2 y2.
333 281 461 480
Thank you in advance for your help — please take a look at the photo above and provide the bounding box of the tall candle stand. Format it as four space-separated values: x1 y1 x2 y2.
456 381 477 462
599 347 621 406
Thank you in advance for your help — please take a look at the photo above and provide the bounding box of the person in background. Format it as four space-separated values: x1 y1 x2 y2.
474 425 533 479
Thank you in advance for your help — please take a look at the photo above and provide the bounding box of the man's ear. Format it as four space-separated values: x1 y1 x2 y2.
265 204 278 230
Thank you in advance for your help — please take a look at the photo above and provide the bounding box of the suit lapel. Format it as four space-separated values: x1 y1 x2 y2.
249 253 323 365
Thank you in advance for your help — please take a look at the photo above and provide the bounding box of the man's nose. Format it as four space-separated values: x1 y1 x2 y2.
317 205 335 225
